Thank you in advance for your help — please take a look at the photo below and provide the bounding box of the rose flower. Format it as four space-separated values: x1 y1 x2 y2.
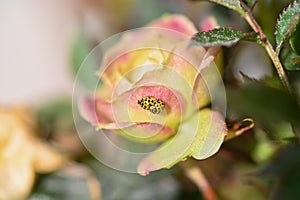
80 14 227 175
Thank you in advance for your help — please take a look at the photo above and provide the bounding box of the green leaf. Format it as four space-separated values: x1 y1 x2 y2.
211 0 245 14
189 0 246 15
281 45 300 71
210 0 246 15
192 27 260 47
290 23 300 55
275 0 300 52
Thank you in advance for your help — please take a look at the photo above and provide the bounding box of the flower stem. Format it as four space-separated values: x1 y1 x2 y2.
242 6 300 140
181 161 219 200
243 9 292 94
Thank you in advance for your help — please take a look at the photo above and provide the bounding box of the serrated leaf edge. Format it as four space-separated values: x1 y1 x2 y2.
192 27 259 47
209 0 246 15
275 0 300 52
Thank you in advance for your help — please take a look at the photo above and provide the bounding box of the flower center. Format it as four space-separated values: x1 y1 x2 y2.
137 96 165 114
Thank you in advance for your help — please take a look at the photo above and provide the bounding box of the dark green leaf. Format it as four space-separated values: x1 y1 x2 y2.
190 0 246 15
275 0 300 52
192 28 260 47
210 0 245 14
290 23 300 55
281 46 300 71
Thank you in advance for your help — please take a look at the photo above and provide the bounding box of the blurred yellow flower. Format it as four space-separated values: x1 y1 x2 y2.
0 106 66 200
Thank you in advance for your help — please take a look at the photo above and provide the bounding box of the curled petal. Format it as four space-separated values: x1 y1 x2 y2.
138 109 227 175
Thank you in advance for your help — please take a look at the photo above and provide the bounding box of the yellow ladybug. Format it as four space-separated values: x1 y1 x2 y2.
138 96 165 114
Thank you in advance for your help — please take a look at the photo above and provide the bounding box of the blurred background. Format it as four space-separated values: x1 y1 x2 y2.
0 0 212 105
1 0 298 105
1 0 300 200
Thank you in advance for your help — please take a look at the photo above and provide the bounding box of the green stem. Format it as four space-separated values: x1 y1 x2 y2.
243 10 292 94
242 6 300 141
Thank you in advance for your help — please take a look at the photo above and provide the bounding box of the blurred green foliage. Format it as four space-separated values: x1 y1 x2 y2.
37 99 74 137
29 165 100 200
71 34 100 90
260 144 300 200
227 81 300 124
